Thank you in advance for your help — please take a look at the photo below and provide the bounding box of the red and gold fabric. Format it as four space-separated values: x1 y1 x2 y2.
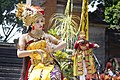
73 41 96 76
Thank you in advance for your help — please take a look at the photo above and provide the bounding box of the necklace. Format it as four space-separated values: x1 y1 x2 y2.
28 31 45 41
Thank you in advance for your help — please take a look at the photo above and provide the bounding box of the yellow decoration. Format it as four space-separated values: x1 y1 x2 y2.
79 0 89 40
26 40 47 60
63 77 68 80
26 40 55 80
49 0 80 49
16 3 44 27
29 63 54 80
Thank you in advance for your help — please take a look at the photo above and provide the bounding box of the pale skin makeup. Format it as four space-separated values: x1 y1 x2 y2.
17 17 66 58
34 18 45 30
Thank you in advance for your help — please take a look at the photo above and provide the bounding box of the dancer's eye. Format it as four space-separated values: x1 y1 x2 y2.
41 19 45 23
36 20 39 23
41 20 44 22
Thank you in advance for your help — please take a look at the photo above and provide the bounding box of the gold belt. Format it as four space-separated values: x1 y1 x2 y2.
31 59 54 66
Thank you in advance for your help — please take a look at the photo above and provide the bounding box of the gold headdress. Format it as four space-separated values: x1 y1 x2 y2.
79 31 85 36
78 31 86 39
16 3 44 27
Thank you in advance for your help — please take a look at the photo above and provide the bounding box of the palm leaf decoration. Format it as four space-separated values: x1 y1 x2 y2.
49 0 80 49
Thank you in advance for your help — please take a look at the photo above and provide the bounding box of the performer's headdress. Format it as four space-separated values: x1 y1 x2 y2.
16 3 45 27
78 31 86 40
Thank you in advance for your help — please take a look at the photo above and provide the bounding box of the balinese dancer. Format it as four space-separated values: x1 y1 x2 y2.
16 3 66 80
72 31 99 80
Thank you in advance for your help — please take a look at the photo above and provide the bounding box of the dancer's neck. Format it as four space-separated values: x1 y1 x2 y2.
29 30 44 39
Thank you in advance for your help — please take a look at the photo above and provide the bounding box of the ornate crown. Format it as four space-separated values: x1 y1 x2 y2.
16 3 44 27
78 31 86 39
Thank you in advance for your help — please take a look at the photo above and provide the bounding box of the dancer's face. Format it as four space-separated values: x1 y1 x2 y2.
34 17 45 30
79 34 86 39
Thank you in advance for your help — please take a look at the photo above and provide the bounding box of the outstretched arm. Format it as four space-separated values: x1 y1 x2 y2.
89 42 100 48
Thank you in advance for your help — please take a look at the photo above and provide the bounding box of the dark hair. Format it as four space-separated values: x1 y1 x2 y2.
26 26 32 33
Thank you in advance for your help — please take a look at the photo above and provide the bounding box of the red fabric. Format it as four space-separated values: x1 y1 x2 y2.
25 60 31 80
106 62 113 71
89 42 97 48
61 71 64 80
40 11 44 15
33 6 44 15
74 42 79 49
32 26 35 30
74 41 97 50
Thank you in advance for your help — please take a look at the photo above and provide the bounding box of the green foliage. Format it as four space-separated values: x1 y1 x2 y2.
49 0 80 49
104 0 119 7
48 29 58 36
54 50 68 60
53 50 73 79
49 0 79 78
104 1 120 29
89 0 120 29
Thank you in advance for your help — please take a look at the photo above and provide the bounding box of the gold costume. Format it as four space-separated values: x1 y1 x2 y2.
26 40 54 80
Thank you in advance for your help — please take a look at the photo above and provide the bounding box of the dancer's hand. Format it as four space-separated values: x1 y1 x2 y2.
95 44 100 48
77 39 85 43
35 49 45 62
45 42 55 53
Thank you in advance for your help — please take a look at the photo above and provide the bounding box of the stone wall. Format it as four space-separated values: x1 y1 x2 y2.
89 23 107 67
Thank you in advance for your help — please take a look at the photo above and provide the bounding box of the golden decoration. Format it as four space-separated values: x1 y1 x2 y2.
16 3 44 27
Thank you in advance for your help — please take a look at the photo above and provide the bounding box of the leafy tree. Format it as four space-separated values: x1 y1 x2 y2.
89 0 120 29
0 0 25 42
49 0 80 49
104 0 120 29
